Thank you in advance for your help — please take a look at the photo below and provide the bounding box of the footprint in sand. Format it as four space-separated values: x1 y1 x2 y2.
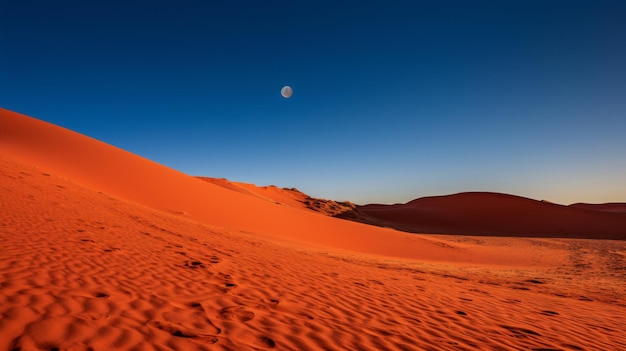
184 260 206 269
501 325 541 337
525 279 545 284
298 312 314 320
540 310 559 316
219 306 255 322
218 273 238 291
261 336 276 348
182 256 221 269
147 320 219 344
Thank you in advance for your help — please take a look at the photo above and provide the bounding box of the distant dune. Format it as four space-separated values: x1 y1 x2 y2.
2 107 625 350
354 192 626 240
569 202 626 213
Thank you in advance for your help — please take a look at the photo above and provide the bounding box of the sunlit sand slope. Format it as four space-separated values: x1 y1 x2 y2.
0 108 475 261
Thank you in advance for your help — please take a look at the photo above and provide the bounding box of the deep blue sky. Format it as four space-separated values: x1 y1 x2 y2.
2 1 625 204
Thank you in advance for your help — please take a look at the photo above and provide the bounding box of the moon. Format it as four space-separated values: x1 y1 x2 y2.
281 86 293 98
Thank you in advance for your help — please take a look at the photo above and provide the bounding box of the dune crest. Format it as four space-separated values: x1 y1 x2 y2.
197 177 357 216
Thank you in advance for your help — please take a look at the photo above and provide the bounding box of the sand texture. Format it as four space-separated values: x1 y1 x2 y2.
2 108 626 350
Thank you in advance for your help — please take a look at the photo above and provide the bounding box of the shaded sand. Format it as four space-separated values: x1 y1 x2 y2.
2 156 626 350
356 193 626 239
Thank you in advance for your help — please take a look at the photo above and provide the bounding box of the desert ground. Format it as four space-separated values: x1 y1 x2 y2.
1 108 625 350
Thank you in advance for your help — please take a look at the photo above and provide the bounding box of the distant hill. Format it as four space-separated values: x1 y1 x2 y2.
569 203 626 214
352 192 626 239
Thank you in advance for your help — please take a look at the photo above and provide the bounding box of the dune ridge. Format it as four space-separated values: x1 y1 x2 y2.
197 177 357 216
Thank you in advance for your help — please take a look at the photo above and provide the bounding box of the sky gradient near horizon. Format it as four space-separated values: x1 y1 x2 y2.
2 1 625 205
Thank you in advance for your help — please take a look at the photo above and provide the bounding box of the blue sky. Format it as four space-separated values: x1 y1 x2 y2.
2 1 625 204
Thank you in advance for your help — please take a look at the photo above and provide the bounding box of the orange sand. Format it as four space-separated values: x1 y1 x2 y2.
1 108 625 350
197 177 356 216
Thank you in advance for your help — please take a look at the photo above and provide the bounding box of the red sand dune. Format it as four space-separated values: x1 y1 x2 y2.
569 202 626 214
2 107 626 350
356 192 626 239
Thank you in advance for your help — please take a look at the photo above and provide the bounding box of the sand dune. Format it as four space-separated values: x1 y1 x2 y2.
2 108 626 350
197 177 356 216
0 108 476 262
356 192 626 239
569 202 626 214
